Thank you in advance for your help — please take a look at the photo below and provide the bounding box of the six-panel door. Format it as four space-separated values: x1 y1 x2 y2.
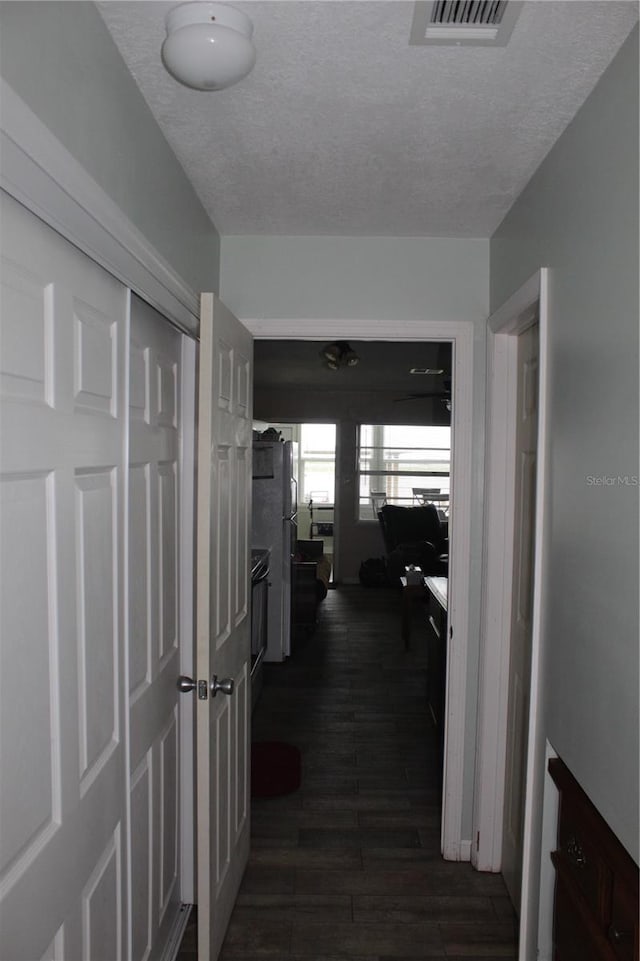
0 193 183 961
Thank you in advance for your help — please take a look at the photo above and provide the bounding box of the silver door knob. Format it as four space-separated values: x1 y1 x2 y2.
177 675 196 693
211 675 234 697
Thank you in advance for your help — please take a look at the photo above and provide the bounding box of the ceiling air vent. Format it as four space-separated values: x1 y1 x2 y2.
410 0 522 46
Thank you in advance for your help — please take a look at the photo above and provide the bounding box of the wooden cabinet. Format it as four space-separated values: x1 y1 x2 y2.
291 561 319 636
549 758 639 961
424 577 447 782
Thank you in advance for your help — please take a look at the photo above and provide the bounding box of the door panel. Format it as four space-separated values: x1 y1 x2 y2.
82 827 122 961
130 752 153 961
1 472 58 872
502 321 539 909
0 191 127 961
159 708 179 920
76 468 119 793
196 294 253 959
159 462 178 662
129 464 152 696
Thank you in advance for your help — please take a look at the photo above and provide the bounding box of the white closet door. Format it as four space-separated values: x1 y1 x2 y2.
0 192 128 960
127 295 182 960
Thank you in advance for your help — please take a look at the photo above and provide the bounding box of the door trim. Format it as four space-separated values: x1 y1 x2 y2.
472 270 550 954
179 336 197 904
244 317 475 861
0 78 199 336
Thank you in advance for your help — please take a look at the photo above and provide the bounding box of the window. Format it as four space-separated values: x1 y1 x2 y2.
298 423 336 506
357 424 451 520
260 423 336 506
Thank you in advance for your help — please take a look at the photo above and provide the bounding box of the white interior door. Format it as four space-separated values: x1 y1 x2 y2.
195 293 253 959
502 321 539 909
0 192 128 960
127 295 183 959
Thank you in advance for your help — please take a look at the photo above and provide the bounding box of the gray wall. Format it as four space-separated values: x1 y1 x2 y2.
221 234 490 841
0 1 220 294
491 25 639 866
221 235 488 323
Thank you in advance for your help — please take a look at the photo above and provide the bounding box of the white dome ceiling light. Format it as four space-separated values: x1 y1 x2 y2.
162 2 256 91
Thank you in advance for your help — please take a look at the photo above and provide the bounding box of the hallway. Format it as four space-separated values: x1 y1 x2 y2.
181 585 518 959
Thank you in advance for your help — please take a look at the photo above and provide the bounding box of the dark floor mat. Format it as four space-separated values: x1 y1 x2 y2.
251 740 301 797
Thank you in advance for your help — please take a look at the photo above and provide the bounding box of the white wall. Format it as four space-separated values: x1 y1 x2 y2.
221 234 489 840
0 1 220 294
491 15 639 893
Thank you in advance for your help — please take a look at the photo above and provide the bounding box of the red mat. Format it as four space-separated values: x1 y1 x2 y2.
251 741 301 798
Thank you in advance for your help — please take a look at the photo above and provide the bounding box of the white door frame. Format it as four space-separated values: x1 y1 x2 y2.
471 270 551 948
245 317 475 861
178 336 197 906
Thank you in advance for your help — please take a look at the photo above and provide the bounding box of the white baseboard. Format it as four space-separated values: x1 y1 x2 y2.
459 839 472 861
443 838 473 862
442 841 471 861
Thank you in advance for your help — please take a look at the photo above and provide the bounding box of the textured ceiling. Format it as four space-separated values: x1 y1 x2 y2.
98 1 638 237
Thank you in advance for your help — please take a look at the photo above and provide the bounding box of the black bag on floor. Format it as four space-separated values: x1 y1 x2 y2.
358 556 389 587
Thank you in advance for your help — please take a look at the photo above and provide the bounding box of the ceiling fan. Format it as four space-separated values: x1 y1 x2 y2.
394 342 452 406
394 375 452 408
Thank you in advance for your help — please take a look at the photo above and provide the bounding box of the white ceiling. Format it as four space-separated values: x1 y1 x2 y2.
98 1 638 237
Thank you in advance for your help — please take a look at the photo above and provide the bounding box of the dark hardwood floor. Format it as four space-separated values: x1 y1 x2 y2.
178 584 518 960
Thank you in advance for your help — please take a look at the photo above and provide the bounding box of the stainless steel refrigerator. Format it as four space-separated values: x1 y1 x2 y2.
252 440 297 661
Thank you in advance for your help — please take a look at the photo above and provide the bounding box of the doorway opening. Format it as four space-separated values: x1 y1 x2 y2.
250 339 454 829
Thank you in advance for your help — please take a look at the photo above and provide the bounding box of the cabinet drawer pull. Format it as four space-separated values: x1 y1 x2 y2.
608 925 631 944
566 835 587 868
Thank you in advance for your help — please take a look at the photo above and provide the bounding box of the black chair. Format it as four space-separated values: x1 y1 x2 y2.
377 503 448 585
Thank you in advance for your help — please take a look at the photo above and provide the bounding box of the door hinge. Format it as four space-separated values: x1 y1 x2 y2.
198 680 209 700
476 830 480 852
